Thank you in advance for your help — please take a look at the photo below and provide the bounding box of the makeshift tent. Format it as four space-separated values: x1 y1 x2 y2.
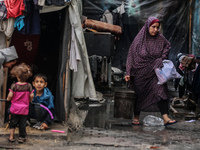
0 0 97 129
0 0 199 129
55 0 97 124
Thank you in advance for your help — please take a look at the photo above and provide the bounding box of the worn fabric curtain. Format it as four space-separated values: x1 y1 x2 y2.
69 0 97 99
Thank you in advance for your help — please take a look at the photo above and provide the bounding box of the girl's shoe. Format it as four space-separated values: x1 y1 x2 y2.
18 137 26 143
8 138 16 142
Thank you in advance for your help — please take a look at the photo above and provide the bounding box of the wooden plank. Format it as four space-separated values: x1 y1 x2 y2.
189 0 192 54
0 68 7 119
64 28 71 123
1 37 10 121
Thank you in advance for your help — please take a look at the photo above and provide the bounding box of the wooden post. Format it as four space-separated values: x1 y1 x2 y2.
64 27 71 123
64 58 70 123
1 37 10 121
1 68 8 118
3 37 10 99
189 0 192 54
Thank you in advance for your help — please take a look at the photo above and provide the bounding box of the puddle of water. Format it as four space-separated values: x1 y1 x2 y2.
83 99 110 129
143 126 165 132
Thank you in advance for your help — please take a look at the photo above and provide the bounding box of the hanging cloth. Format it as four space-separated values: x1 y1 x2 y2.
102 10 113 24
5 0 25 18
0 1 7 20
69 25 81 72
0 18 15 37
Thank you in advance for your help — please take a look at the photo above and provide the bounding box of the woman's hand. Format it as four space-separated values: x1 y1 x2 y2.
124 75 130 81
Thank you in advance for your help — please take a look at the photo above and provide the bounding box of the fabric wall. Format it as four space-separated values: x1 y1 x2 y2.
55 8 70 122
69 0 97 99
55 0 97 121
10 32 40 65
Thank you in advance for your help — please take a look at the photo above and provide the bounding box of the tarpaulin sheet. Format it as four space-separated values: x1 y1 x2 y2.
192 0 200 57
82 0 193 70
69 0 97 99
55 0 97 121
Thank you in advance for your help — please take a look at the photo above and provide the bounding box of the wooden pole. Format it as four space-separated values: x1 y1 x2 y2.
1 37 10 121
64 57 70 123
64 26 71 123
189 0 192 54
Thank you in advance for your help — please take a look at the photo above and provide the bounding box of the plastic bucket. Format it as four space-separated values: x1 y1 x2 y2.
114 90 136 119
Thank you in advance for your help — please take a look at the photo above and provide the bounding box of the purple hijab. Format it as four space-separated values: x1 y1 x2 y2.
126 17 171 112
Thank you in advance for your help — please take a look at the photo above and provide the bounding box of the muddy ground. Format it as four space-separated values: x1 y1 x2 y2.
1 82 200 150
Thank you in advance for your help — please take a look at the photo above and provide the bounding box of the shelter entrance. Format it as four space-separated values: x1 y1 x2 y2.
5 11 63 123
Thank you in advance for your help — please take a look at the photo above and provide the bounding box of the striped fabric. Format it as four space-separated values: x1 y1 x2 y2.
0 1 7 20
126 16 171 112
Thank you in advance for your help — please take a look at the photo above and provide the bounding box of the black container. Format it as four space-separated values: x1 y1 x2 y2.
114 90 136 119
84 32 115 57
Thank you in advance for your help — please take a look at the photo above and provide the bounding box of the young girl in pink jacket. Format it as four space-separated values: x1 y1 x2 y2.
7 63 34 143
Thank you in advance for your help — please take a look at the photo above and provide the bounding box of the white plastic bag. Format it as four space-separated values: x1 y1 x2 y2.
155 60 181 85
143 115 164 126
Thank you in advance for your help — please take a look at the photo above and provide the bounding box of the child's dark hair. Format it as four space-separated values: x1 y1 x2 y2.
10 63 32 82
33 73 47 82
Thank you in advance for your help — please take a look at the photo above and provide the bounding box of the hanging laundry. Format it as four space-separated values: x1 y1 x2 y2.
89 55 102 79
101 57 108 82
5 0 25 18
14 15 25 31
102 10 113 24
18 0 40 35
0 18 15 37
0 1 7 20
69 25 81 72
116 1 125 16
33 0 45 10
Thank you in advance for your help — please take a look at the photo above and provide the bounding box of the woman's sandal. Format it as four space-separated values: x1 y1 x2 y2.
8 138 16 142
131 120 140 125
164 119 177 126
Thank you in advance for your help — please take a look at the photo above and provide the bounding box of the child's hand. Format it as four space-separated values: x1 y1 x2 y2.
7 91 14 101
40 123 48 130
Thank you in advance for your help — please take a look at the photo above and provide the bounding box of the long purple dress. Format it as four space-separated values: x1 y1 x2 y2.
126 17 171 112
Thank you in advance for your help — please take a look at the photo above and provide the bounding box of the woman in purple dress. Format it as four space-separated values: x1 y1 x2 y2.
125 16 177 126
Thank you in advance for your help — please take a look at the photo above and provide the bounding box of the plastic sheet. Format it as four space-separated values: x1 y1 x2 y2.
192 0 200 57
143 115 164 127
82 0 193 70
